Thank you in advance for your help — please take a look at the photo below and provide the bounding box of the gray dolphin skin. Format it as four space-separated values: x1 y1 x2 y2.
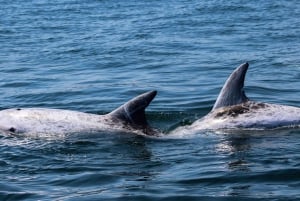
0 90 157 136
173 63 300 134
1 63 299 137
213 63 249 110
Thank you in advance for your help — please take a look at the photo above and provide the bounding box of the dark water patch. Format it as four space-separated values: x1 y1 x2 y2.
0 191 40 201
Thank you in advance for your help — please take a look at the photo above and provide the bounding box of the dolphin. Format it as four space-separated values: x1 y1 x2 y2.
172 63 300 134
0 90 157 136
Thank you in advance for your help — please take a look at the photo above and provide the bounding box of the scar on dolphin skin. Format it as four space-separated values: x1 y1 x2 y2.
214 104 250 118
214 102 268 118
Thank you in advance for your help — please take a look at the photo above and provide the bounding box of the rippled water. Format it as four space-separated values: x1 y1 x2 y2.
1 0 300 200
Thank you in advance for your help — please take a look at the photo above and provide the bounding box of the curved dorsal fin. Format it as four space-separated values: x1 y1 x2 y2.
108 90 157 129
212 63 249 110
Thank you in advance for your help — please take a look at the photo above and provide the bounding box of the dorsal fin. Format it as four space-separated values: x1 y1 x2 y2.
108 90 157 129
212 63 249 110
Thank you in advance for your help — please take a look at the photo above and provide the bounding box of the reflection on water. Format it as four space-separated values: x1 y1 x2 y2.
216 133 251 169
214 133 252 196
214 129 300 198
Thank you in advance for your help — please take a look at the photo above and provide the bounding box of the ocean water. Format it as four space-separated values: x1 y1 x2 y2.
1 0 300 200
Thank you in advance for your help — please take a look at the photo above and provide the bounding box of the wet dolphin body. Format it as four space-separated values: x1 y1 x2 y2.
173 63 300 134
0 91 157 136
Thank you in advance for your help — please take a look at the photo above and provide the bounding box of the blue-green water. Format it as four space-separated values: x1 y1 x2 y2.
1 0 300 200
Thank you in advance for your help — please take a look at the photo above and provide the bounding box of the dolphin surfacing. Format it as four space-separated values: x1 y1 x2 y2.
0 91 157 136
172 63 300 134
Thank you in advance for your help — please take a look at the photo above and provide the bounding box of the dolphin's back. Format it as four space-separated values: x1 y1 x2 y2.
196 102 300 130
0 91 158 136
0 108 110 135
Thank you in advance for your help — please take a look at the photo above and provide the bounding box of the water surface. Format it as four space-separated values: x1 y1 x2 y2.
1 0 300 200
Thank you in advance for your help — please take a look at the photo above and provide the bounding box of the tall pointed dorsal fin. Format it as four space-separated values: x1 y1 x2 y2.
212 63 249 110
108 90 157 128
